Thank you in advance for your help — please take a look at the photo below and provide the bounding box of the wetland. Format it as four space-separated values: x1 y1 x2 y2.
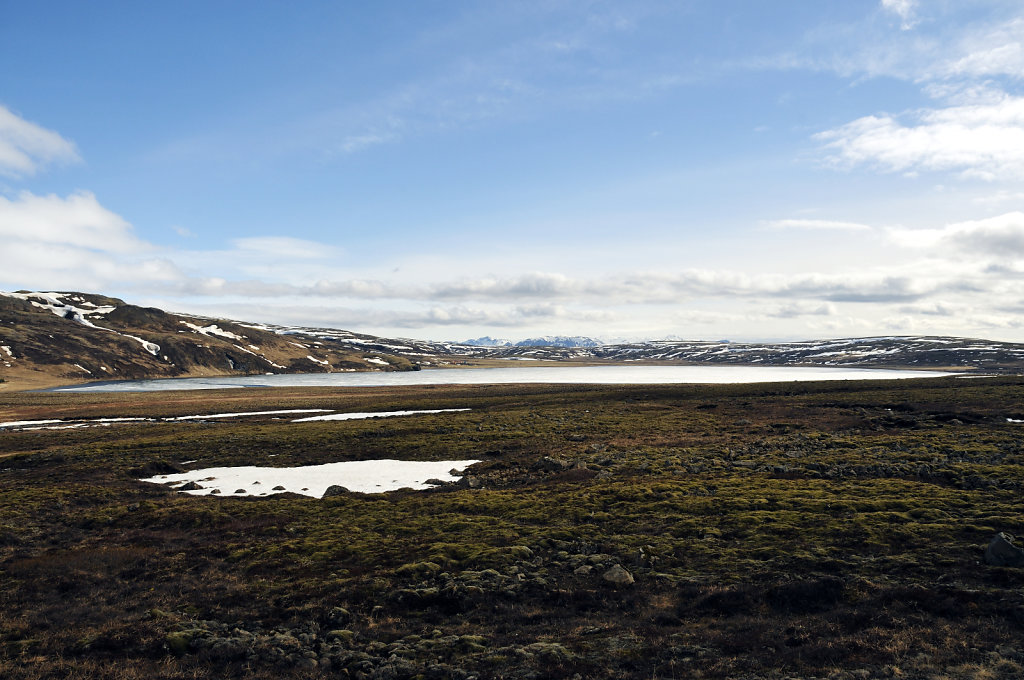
1 376 1023 678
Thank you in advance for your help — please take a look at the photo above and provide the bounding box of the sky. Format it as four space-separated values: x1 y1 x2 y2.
3 1 1024 343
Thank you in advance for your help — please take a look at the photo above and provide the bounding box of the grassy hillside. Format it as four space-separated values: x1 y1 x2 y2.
0 291 425 391
1 377 1023 678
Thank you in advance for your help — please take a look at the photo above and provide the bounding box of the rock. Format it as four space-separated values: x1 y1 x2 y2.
573 565 593 576
165 631 192 655
507 545 533 559
602 564 635 586
534 456 570 471
423 478 447 486
326 607 352 626
322 485 349 498
272 485 286 491
326 629 355 643
458 475 482 488
522 642 574 662
984 532 1024 567
234 488 247 494
177 481 202 491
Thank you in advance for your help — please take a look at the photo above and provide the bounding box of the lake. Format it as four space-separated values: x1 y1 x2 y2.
49 364 956 392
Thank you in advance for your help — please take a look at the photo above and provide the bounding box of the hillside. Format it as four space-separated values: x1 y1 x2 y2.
5 290 1024 390
0 291 430 390
469 336 1024 371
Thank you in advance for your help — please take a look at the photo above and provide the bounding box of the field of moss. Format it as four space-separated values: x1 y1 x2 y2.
1 376 1023 679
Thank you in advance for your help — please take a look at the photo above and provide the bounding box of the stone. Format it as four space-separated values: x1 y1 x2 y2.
165 631 192 655
272 485 286 491
322 485 349 498
508 545 533 559
522 642 574 662
458 475 482 488
326 629 355 643
533 456 570 471
602 564 635 586
177 481 202 491
984 532 1024 567
326 607 352 625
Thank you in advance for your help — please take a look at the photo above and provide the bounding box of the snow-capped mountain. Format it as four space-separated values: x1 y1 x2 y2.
514 336 603 348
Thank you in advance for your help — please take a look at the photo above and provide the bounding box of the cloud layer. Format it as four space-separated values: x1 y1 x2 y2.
0 106 80 177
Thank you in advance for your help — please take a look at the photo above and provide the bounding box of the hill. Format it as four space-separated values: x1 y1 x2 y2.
5 289 1024 390
0 291 434 390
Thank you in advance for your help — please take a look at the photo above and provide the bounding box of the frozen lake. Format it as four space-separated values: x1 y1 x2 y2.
49 364 955 392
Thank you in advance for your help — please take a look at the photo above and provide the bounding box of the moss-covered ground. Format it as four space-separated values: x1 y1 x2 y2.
1 376 1023 678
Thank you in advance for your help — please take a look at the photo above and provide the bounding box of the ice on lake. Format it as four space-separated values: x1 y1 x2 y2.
51 365 955 392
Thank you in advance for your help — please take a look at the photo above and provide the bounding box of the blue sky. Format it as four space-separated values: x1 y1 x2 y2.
4 0 1024 341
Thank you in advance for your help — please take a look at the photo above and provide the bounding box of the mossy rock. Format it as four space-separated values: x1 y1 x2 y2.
507 545 534 559
165 631 193 656
396 560 442 576
326 629 356 643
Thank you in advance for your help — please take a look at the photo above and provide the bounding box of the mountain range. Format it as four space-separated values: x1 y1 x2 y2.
463 336 603 348
3 290 1024 390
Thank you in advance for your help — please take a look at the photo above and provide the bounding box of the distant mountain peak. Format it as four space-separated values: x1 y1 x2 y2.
514 336 602 348
463 336 512 347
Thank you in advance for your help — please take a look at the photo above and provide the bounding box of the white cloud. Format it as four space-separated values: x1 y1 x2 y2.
0 190 150 253
764 302 837 318
762 219 873 231
972 189 1024 205
0 105 80 177
816 95 1024 181
888 211 1024 256
880 0 918 30
935 17 1024 79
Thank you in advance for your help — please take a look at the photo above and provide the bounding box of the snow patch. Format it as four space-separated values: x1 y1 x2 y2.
123 333 161 356
0 419 65 428
142 459 480 497
180 321 244 341
292 408 471 423
169 409 333 421
364 357 389 366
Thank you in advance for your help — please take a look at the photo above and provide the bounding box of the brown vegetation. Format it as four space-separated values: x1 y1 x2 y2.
1 376 1023 678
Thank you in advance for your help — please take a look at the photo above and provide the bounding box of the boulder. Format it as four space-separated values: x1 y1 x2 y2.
984 532 1024 567
326 607 352 626
458 475 482 489
533 455 571 471
602 564 635 586
322 485 349 498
